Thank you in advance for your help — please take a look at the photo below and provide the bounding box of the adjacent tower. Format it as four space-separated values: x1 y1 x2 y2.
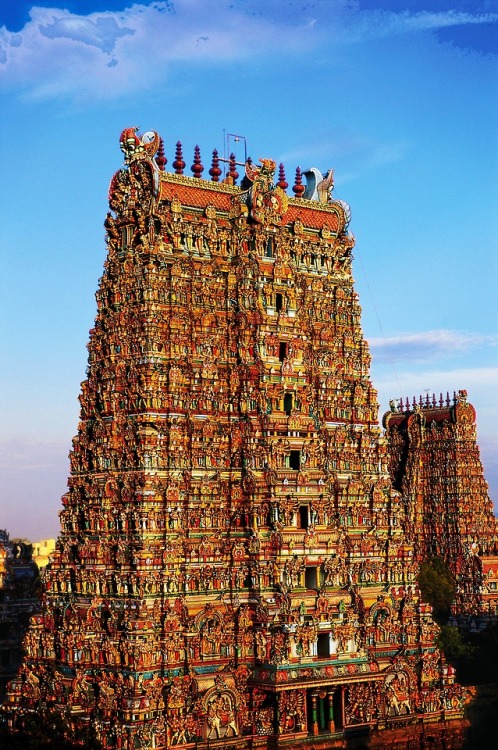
4 129 470 749
384 391 498 619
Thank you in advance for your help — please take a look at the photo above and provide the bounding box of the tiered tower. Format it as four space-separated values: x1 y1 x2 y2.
383 392 498 619
4 129 471 749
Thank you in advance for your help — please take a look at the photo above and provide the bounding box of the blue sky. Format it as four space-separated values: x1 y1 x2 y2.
1 0 497 540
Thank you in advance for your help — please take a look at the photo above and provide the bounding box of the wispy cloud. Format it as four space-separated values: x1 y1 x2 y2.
278 131 410 185
0 437 70 472
349 7 498 43
369 329 498 363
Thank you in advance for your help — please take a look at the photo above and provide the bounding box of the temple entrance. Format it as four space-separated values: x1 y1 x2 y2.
307 688 341 735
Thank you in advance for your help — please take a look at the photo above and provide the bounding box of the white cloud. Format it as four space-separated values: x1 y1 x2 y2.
1 2 496 101
0 1 320 100
369 329 498 363
39 12 135 54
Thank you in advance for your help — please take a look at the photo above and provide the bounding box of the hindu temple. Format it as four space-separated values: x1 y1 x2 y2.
3 128 487 749
384 393 498 622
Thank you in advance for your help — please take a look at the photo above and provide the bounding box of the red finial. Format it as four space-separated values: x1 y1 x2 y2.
277 163 288 190
173 141 185 175
209 149 221 182
293 166 305 198
155 137 167 171
229 153 238 184
191 145 204 179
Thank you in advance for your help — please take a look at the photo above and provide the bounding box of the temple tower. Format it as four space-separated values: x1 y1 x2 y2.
3 129 470 749
384 392 498 619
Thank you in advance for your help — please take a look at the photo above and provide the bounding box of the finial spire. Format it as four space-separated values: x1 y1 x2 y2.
229 153 238 185
293 167 305 198
191 145 204 179
277 163 288 191
155 137 167 171
173 141 185 175
209 149 221 182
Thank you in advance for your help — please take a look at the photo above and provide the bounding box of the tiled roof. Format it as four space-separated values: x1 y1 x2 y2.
158 174 344 233
159 177 236 211
286 203 342 233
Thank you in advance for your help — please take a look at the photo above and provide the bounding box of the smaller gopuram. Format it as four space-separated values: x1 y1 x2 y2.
383 390 498 620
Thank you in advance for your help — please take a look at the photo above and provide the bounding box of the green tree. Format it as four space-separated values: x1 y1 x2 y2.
437 625 474 666
417 556 455 624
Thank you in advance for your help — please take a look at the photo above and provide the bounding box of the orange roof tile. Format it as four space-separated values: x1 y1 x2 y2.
159 178 235 211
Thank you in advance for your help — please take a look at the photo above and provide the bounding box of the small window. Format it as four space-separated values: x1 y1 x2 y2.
279 342 287 361
299 505 309 529
265 237 273 257
289 450 301 471
317 633 330 657
284 393 293 415
276 293 283 312
305 566 318 589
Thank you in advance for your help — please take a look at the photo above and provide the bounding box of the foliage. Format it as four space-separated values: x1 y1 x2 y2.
436 620 498 686
437 625 475 670
417 556 455 624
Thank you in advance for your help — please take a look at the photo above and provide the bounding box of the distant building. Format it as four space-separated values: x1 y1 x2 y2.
0 530 41 701
32 539 56 571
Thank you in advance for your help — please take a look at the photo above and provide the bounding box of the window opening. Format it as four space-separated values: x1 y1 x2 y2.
289 450 301 470
279 342 287 361
305 566 318 589
317 633 330 658
299 505 309 529
284 393 293 415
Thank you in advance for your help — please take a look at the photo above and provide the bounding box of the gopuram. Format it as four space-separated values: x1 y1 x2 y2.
384 393 498 622
3 128 474 748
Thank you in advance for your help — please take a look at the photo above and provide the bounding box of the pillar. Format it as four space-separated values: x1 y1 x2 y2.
328 688 336 732
311 691 319 736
